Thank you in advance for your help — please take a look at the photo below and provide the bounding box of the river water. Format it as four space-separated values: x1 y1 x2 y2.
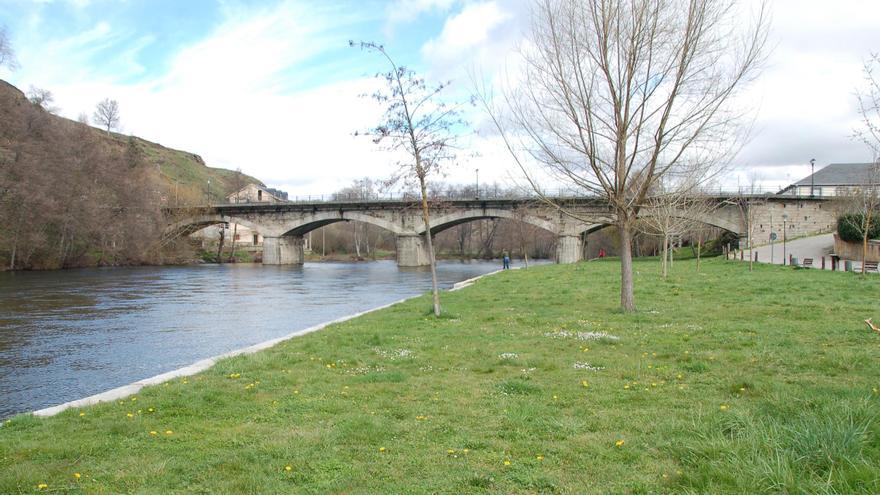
0 260 508 419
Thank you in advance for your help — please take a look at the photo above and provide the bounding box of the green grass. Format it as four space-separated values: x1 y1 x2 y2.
2 259 880 494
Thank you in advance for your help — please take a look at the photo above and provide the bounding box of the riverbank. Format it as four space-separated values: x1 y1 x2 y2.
2 259 879 493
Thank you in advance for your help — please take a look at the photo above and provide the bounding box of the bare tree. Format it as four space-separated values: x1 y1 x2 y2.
0 25 18 70
638 184 713 278
93 98 121 134
352 41 468 317
728 175 764 271
477 0 768 311
838 163 880 274
27 86 59 114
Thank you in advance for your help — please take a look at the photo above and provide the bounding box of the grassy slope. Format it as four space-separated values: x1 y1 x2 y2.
1 259 879 494
134 136 262 201
0 79 262 201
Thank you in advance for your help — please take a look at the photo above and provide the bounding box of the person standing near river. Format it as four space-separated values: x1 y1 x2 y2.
502 250 510 270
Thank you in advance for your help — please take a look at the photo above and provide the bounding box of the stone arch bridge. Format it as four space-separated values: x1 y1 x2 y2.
163 196 836 266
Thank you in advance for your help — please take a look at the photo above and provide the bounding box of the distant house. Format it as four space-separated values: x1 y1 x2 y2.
779 162 880 197
227 183 287 203
191 184 308 253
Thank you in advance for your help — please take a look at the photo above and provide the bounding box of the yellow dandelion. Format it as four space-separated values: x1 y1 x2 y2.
676 374 683 379
463 448 469 454
165 430 173 435
131 397 137 402
873 387 879 394
37 483 48 490
126 413 134 418
79 412 85 417
503 460 511 466
293 390 300 394
651 382 657 387
581 381 589 388
536 455 544 461
73 473 81 480
284 465 292 472
379 447 386 452
719 404 729 411
150 431 158 436
326 364 332 369
148 407 154 412
447 449 455 454
624 384 630 390
552 395 558 400
662 473 668 479
615 440 625 447
739 387 746 392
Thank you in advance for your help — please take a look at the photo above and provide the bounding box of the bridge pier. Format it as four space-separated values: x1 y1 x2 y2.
396 234 430 267
262 235 304 265
556 235 583 264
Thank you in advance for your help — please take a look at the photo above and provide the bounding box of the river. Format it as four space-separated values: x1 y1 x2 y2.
0 260 512 419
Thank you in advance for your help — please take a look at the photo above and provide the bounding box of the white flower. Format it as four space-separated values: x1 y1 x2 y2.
499 352 518 359
573 362 605 371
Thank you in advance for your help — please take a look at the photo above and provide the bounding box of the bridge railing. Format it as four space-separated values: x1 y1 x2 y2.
217 186 820 206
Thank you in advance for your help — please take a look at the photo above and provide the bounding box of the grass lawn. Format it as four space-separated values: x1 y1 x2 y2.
2 259 879 494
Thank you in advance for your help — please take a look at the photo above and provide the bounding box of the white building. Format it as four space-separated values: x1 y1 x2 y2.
779 162 880 197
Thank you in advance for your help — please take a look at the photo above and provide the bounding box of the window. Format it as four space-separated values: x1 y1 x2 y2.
258 190 263 201
253 234 259 245
234 234 240 241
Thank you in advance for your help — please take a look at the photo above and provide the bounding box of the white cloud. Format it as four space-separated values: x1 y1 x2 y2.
386 0 457 25
421 1 511 68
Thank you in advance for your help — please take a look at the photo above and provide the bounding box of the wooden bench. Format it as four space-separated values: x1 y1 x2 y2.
802 258 813 268
865 261 879 273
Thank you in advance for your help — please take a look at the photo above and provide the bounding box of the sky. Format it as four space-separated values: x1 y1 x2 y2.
0 0 878 196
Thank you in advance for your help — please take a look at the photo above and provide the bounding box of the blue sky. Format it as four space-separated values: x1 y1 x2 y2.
1 0 878 195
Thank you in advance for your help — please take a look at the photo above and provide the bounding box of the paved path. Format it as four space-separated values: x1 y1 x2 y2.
749 233 835 267
739 233 876 272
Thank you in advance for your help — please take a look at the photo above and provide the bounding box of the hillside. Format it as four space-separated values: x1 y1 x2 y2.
0 79 264 269
0 80 262 204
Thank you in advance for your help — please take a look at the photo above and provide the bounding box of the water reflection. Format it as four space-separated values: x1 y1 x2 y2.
0 260 512 418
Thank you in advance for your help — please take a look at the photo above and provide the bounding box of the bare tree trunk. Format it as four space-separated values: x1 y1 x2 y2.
217 227 225 264
619 221 635 312
228 223 238 262
419 177 441 317
697 232 703 273
661 233 668 279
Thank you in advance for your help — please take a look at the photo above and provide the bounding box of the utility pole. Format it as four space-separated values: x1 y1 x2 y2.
475 168 479 199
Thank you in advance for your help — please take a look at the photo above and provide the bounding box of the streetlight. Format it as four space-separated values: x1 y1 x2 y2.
782 213 788 265
809 158 816 197
770 211 774 264
475 168 480 199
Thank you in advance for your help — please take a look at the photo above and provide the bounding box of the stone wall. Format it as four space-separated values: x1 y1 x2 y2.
750 199 837 245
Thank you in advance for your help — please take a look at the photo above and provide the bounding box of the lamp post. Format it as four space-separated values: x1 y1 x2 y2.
770 211 774 264
810 158 816 197
782 213 788 265
475 168 479 199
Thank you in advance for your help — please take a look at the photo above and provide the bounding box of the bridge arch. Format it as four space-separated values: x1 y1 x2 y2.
418 208 567 236
275 210 409 237
163 213 268 239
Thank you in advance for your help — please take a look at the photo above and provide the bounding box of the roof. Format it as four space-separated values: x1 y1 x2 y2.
793 162 880 186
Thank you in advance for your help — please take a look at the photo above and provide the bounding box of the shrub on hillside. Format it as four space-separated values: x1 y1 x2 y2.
836 213 880 242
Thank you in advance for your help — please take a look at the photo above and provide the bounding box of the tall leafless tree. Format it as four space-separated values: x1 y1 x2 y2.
477 0 768 311
846 54 880 274
352 41 468 317
93 98 121 134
